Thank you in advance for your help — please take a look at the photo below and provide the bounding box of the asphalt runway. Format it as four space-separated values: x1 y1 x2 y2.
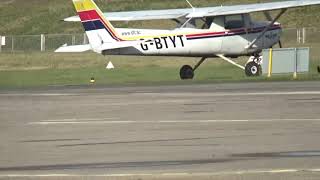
1 81 320 179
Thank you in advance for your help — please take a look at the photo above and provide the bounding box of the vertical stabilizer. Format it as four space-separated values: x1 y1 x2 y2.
72 0 123 52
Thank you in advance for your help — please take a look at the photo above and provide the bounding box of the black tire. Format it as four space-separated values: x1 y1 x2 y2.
180 65 194 80
245 62 261 77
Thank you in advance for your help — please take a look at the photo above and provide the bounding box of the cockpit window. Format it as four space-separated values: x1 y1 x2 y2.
225 15 245 29
191 17 214 29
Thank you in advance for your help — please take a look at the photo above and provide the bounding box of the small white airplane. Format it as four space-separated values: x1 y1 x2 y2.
56 0 320 79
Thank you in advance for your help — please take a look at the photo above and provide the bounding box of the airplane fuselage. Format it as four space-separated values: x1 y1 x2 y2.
103 23 282 57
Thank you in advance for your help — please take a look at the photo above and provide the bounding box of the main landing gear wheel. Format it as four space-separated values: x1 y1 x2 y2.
245 61 261 76
180 65 194 80
179 57 206 80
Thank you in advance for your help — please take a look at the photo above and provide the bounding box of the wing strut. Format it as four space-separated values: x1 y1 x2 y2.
246 8 287 49
217 55 245 70
263 11 273 21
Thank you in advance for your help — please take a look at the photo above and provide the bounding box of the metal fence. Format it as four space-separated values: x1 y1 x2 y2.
0 33 88 52
0 28 319 52
280 27 320 45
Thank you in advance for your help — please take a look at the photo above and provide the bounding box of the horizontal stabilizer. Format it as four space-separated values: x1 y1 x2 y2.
55 41 141 53
55 44 91 53
97 41 140 52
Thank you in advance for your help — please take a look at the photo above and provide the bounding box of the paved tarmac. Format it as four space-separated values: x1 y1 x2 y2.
0 81 320 179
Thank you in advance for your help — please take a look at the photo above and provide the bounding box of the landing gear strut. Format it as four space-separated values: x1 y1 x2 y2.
180 57 206 80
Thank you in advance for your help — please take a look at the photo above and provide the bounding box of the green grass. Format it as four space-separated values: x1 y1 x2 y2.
0 52 319 89
1 0 320 35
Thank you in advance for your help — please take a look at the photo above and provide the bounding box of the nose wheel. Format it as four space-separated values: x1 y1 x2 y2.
245 61 261 76
245 55 262 76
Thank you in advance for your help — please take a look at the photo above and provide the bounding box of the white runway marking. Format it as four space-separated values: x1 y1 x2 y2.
218 91 320 96
1 90 320 98
137 91 320 97
28 118 320 125
43 117 118 122
0 93 77 97
1 168 320 177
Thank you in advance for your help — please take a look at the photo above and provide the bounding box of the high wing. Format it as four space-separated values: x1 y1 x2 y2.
188 0 320 18
64 0 320 22
64 9 190 22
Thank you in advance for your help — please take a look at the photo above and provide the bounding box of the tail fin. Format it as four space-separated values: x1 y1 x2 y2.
72 0 123 51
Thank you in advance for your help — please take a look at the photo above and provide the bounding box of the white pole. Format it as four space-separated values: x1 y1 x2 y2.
297 29 300 44
83 33 88 44
40 34 43 51
41 34 46 52
0 35 2 53
11 36 14 52
302 28 306 44
72 35 76 45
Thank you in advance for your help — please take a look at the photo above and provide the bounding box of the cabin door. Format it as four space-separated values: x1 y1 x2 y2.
221 14 250 55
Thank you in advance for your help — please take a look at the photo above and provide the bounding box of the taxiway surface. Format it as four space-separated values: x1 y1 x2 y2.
0 82 320 179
